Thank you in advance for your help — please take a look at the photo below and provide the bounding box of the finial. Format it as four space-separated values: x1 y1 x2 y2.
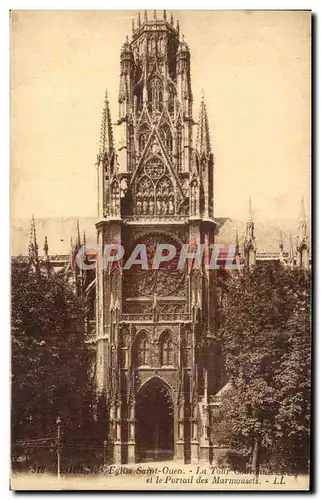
83 230 86 247
138 12 141 27
28 214 39 265
298 196 308 244
154 10 157 21
125 35 129 44
196 92 211 156
279 231 284 251
44 236 49 257
288 234 294 261
300 196 306 223
163 10 167 21
248 197 253 222
76 219 81 248
132 18 135 34
144 10 147 22
100 88 114 155
176 20 180 32
170 12 174 26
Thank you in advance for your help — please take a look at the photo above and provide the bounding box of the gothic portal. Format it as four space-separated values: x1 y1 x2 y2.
95 10 221 464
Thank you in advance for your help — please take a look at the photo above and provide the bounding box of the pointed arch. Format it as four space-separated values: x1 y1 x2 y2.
148 75 163 112
135 175 154 215
155 175 174 215
159 329 175 366
160 123 173 155
133 330 150 367
135 375 174 461
110 178 120 216
138 123 150 155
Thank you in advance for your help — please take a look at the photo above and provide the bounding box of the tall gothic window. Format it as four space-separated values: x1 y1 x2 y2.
161 125 173 155
135 175 153 215
160 331 174 366
138 125 149 154
156 176 174 215
135 332 149 366
149 76 163 112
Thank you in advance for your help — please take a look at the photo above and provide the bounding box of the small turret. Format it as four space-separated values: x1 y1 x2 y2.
296 197 309 270
288 234 295 270
244 198 256 268
28 215 39 271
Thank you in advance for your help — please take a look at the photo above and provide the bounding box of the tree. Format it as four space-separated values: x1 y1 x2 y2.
216 262 310 474
11 260 95 466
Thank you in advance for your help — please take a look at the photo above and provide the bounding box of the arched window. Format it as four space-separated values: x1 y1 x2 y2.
135 332 149 366
160 331 174 366
156 176 174 215
149 76 163 112
138 125 149 154
135 175 153 215
161 125 173 155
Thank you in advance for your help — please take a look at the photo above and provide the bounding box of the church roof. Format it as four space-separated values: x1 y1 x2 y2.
11 215 310 258
215 217 310 256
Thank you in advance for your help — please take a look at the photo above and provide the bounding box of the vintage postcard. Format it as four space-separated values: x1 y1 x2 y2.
10 10 311 491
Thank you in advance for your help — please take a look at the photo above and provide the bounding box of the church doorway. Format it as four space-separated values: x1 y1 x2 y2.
135 377 174 462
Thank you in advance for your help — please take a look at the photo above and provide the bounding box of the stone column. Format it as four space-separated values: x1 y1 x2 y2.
113 402 122 463
176 401 185 462
127 403 136 463
199 403 210 462
190 404 199 464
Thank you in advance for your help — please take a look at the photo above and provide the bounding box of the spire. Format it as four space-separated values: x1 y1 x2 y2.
298 196 307 243
163 10 167 21
132 18 135 34
246 198 254 239
43 236 49 258
76 219 81 249
138 12 141 28
99 90 114 156
153 10 157 22
279 230 284 253
248 197 253 223
170 12 174 26
235 230 240 256
299 196 306 222
288 234 295 269
176 19 180 34
289 234 294 259
144 10 147 23
196 93 211 156
83 229 86 247
28 215 39 268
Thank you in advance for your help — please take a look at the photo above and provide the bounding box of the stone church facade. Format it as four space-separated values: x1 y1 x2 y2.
95 11 219 464
12 11 310 466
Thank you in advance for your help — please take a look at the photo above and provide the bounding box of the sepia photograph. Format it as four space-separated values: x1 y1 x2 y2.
10 9 311 491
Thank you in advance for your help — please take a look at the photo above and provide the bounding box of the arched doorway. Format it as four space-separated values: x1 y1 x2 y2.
135 377 174 462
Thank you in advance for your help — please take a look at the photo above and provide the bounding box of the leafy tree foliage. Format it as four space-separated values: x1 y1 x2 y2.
11 261 96 465
216 263 311 474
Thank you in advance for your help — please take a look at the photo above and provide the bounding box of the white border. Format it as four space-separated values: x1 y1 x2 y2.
3 1 318 498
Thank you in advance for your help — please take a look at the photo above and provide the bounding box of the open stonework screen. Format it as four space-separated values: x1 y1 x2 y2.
10 10 311 491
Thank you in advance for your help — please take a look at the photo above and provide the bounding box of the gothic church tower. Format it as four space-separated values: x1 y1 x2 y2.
95 11 218 464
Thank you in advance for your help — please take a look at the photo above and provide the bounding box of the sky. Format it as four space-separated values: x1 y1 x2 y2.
11 10 311 222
